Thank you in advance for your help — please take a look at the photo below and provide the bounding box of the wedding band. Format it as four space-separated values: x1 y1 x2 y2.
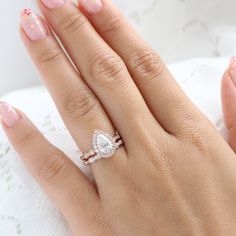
81 130 123 166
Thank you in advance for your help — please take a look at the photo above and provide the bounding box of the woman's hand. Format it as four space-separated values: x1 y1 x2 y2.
1 0 236 235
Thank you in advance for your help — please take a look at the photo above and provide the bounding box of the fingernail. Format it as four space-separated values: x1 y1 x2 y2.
20 9 47 41
229 57 236 87
41 0 66 10
0 102 21 128
78 0 103 14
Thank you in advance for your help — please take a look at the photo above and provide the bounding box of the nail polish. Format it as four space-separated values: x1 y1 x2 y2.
229 57 236 87
21 9 47 41
78 0 103 14
0 102 21 128
41 0 66 10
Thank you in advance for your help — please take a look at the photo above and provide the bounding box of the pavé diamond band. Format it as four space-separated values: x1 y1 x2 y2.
81 130 123 166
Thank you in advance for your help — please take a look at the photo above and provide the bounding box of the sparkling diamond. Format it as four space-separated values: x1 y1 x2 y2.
93 130 116 158
98 135 112 152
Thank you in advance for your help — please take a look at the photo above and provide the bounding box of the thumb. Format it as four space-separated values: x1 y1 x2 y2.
222 57 236 152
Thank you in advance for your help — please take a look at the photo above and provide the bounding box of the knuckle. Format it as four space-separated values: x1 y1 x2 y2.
39 150 66 183
60 13 86 35
89 53 125 85
146 137 171 170
36 46 64 66
64 90 98 121
93 214 114 235
101 17 125 35
190 129 209 150
123 172 144 198
135 128 171 170
130 51 164 80
181 123 211 153
15 130 40 149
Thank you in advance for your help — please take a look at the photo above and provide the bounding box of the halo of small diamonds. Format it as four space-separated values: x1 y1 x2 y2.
81 130 123 165
93 130 116 158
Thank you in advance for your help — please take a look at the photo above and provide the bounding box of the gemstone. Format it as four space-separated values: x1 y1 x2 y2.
93 130 115 158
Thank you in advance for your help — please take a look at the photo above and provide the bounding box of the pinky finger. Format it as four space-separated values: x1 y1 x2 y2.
0 101 100 234
222 57 236 152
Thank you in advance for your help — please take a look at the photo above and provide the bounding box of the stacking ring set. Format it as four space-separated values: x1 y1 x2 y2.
80 130 123 166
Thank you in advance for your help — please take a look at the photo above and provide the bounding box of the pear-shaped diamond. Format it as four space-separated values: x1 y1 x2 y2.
93 130 115 158
97 134 113 153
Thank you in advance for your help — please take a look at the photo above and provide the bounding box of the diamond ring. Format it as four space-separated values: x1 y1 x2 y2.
81 130 123 165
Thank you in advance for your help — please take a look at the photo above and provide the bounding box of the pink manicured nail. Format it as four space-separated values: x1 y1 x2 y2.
41 0 66 10
20 9 47 41
0 102 21 128
78 0 103 14
229 57 236 87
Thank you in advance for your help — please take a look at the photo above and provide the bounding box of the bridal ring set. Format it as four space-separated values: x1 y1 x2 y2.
80 130 123 166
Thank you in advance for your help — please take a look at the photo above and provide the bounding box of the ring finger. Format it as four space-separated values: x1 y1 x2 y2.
20 9 127 189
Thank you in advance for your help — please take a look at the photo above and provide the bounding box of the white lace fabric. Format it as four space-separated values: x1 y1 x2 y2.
0 0 235 235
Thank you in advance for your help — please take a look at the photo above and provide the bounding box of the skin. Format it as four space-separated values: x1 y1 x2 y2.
222 70 236 152
2 0 236 235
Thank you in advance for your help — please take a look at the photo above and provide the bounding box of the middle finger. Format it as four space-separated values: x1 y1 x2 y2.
38 0 164 146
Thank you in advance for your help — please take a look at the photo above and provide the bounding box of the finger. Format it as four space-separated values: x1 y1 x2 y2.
0 101 100 234
20 9 127 188
38 0 163 144
81 0 206 135
222 57 236 152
